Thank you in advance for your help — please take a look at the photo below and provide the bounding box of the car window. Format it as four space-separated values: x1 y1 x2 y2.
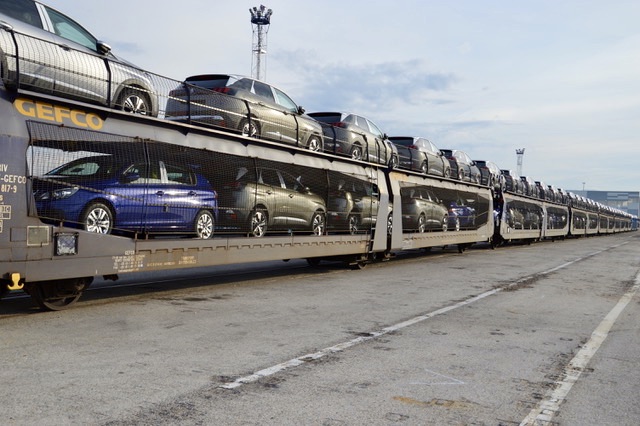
273 87 297 112
165 164 194 185
126 162 161 183
353 116 369 133
51 160 102 176
44 6 97 51
366 119 384 138
279 171 300 191
0 0 43 27
260 169 280 187
253 81 275 102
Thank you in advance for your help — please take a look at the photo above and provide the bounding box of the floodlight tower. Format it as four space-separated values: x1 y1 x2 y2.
249 5 273 81
516 148 525 176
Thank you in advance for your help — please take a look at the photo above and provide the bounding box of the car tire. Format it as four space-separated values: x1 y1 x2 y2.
194 210 215 239
441 216 449 232
82 202 113 234
116 87 152 115
348 214 359 235
240 119 259 138
350 145 364 161
248 208 268 237
311 211 326 236
306 135 323 152
388 154 399 169
420 161 428 175
417 213 427 233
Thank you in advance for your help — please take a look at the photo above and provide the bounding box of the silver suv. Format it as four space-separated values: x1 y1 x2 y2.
0 0 157 115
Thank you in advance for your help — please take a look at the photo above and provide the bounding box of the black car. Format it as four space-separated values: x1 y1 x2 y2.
474 160 504 190
440 149 481 183
388 136 449 177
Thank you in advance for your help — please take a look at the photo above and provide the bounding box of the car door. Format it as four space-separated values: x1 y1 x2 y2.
272 86 306 145
38 2 109 104
252 81 298 145
144 162 200 232
277 169 313 230
112 161 153 232
258 168 287 229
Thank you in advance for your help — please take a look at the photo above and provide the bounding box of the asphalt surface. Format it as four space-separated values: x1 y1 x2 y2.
1 232 639 425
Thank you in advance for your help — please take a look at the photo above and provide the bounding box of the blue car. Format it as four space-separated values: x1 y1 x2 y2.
33 156 218 238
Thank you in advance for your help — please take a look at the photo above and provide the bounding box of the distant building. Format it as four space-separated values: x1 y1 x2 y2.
569 190 639 217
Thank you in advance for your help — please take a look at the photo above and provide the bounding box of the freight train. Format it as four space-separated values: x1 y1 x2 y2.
0 33 633 311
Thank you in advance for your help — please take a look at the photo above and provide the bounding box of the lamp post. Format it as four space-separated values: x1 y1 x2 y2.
249 5 273 81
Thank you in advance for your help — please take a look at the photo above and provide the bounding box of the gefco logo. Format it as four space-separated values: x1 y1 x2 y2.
14 98 104 130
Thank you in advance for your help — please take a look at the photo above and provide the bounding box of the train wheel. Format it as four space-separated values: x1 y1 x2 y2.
306 257 321 267
25 277 92 311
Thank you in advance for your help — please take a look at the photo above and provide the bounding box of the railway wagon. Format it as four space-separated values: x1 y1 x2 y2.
0 80 498 310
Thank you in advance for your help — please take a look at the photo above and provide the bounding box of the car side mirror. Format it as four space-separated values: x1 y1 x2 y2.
297 106 306 115
121 172 140 183
97 41 112 55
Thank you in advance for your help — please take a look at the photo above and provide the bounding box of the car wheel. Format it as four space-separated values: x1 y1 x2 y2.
194 210 214 239
82 202 113 234
348 214 359 235
444 166 451 178
457 168 465 181
116 88 152 115
417 213 427 233
350 145 363 161
306 135 323 152
311 211 326 236
240 119 259 138
248 208 268 237
420 161 428 175
388 154 399 169
387 212 393 236
442 216 449 232
453 216 461 231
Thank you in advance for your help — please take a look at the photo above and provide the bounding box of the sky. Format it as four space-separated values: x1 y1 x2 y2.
46 0 640 192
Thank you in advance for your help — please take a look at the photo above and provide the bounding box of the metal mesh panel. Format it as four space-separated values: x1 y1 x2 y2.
25 122 376 239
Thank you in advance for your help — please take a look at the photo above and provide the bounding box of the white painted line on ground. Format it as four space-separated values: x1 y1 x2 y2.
220 244 626 391
519 270 640 425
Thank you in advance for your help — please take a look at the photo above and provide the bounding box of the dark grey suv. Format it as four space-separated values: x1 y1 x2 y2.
218 166 327 237
308 112 399 168
165 74 324 152
0 0 157 115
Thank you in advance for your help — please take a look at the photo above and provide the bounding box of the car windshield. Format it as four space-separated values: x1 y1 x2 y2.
46 156 116 177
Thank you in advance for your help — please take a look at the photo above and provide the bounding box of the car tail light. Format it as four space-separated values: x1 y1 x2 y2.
213 87 233 94
331 122 348 128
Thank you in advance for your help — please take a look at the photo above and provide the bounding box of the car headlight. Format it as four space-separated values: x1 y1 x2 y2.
38 187 79 201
